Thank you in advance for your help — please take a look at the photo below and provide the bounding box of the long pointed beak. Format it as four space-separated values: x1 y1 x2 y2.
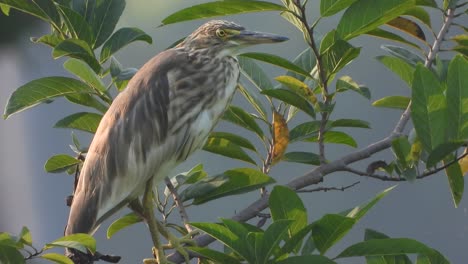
234 30 289 45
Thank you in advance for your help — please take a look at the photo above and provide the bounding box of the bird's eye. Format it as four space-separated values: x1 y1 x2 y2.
216 29 227 38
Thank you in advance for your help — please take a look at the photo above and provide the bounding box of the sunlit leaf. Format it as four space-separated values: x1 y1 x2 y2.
107 213 142 239
372 95 410 110
208 132 256 151
272 111 290 164
275 75 317 103
377 55 414 87
3 77 94 119
161 1 285 25
53 39 101 73
45 234 96 254
31 33 63 48
44 154 81 173
54 112 103 133
64 58 106 92
336 76 370 99
41 253 73 264
203 137 256 165
306 131 357 148
222 105 264 138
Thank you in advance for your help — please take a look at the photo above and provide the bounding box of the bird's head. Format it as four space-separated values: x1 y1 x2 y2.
178 20 288 56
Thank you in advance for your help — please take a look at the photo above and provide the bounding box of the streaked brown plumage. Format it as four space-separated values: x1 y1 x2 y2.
64 20 287 262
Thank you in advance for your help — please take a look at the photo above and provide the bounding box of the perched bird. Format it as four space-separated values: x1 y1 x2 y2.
65 20 287 263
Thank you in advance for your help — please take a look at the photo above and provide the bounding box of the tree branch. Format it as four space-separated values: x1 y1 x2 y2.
298 181 360 192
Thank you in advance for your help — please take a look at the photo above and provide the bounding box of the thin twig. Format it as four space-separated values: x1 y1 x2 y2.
298 181 360 192
164 177 193 233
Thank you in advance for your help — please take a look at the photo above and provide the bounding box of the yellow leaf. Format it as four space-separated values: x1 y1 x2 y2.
275 75 317 104
387 16 425 41
272 111 289 164
459 148 468 177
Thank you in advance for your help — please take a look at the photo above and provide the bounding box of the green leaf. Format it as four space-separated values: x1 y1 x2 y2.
54 112 103 133
377 55 415 87
208 132 256 151
312 214 356 254
336 238 449 263
107 213 142 239
53 39 101 73
287 48 316 83
237 84 268 120
275 75 317 103
331 119 370 129
381 44 424 66
0 245 24 264
17 226 32 247
282 152 321 165
346 186 396 221
0 4 10 15
444 155 464 207
404 7 431 28
186 247 240 264
415 0 437 7
336 76 370 99
222 105 264 138
0 0 50 22
240 52 311 78
443 0 459 10
261 89 316 118
426 141 465 167
289 121 321 142
100 27 152 63
320 0 359 17
337 0 415 40
45 234 96 254
238 56 274 90
57 5 94 44
183 168 274 205
366 28 421 49
65 93 108 113
203 137 256 165
306 131 358 148
270 186 307 244
277 255 337 264
41 253 74 264
392 137 412 169
386 16 426 42
259 220 294 262
280 3 311 44
446 55 468 140
64 58 106 92
160 0 285 26
321 40 361 76
44 154 81 173
31 33 63 48
3 77 94 119
364 229 412 264
33 0 61 26
372 96 410 109
411 64 447 151
90 0 126 48
278 224 314 256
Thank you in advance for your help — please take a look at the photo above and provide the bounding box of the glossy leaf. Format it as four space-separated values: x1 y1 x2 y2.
65 93 108 113
208 132 256 151
41 253 73 264
90 0 126 48
53 39 101 73
45 234 96 254
377 55 414 87
64 59 106 92
278 255 337 264
270 186 307 244
272 111 290 164
336 238 449 263
31 33 63 48
446 55 468 140
57 5 94 44
366 28 421 49
381 44 424 66
262 89 316 118
411 64 446 151
203 137 256 165
312 214 356 254
222 105 264 138
289 121 321 142
3 77 94 119
44 154 81 173
444 155 464 207
107 213 142 239
372 95 410 109
100 27 152 63
33 0 61 26
387 16 425 41
54 112 103 133
182 168 275 204
426 141 465 167
186 247 240 264
240 52 311 78
320 0 359 17
321 40 361 76
337 0 415 40
238 56 274 90
282 152 321 165
306 131 358 148
161 0 285 25
0 0 50 22
275 75 317 103
336 76 370 99
331 119 370 129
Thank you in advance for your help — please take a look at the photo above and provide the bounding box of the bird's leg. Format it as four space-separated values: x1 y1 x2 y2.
141 182 172 264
